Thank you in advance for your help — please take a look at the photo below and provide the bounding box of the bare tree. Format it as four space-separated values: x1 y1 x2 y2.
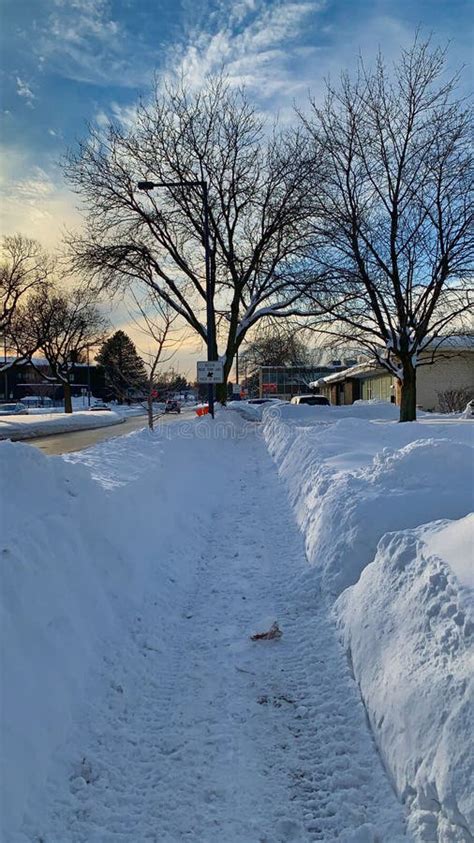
128 293 184 429
65 75 313 401
301 38 473 421
0 234 53 369
27 285 107 413
240 319 312 369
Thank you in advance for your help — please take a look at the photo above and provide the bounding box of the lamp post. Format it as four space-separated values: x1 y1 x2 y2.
3 333 7 400
137 179 215 418
86 344 91 407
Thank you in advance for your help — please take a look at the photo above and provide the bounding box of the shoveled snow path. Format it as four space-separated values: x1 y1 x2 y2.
22 428 408 842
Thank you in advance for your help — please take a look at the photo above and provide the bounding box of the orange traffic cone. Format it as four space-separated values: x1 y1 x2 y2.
195 405 209 417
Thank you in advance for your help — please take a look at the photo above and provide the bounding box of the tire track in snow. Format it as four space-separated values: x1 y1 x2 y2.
20 428 409 842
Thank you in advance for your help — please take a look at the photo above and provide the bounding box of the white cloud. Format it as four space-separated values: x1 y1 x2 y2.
16 77 36 107
36 0 151 88
165 0 323 103
161 3 466 121
0 146 81 250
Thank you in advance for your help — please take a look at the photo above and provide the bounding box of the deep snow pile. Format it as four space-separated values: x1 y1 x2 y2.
262 402 474 840
336 517 474 841
0 409 123 440
0 421 233 840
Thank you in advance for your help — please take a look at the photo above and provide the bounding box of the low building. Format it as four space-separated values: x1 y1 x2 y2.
1 359 106 403
256 361 358 401
314 337 474 411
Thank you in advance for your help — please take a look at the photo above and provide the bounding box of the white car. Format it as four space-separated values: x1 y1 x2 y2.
21 396 53 408
290 394 330 406
0 402 29 415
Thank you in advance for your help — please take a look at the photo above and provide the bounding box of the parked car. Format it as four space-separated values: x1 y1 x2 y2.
247 398 281 405
0 402 29 415
165 399 181 414
88 403 112 412
21 396 53 408
290 394 330 406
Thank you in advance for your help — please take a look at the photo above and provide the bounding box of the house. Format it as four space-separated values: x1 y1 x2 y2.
313 337 474 411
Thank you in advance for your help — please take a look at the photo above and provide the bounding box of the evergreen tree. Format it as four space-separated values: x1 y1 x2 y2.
96 330 147 402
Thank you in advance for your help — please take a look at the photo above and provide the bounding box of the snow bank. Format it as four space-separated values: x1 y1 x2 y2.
264 414 473 600
262 404 474 839
336 518 474 841
0 409 123 440
0 418 232 839
0 442 123 837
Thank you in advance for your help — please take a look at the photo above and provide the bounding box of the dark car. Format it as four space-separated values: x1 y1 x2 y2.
290 395 330 406
165 400 181 414
247 398 280 405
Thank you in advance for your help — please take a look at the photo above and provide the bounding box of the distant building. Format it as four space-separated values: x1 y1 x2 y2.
255 361 358 400
313 337 474 411
1 359 106 403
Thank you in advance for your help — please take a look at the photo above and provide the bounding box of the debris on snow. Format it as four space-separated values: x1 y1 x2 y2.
251 621 283 640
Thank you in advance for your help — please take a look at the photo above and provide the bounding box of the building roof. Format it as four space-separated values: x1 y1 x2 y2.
424 334 474 352
311 335 474 387
5 357 100 368
310 361 384 387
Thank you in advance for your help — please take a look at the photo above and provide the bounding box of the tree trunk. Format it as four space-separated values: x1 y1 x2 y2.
216 382 228 405
147 394 154 430
398 359 417 422
64 382 73 414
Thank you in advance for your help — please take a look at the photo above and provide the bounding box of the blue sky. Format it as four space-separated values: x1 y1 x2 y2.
1 0 472 247
1 0 472 372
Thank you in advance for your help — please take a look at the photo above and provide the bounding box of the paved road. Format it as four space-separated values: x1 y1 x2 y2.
26 409 195 455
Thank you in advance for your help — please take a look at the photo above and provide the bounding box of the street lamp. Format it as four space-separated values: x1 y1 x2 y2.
137 178 216 418
86 344 91 407
3 332 8 400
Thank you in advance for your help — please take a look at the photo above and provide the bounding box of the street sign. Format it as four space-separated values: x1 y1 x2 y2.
232 383 241 394
197 361 224 384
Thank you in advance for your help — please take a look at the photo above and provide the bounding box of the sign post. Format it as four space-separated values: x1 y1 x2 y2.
197 361 224 417
197 361 224 385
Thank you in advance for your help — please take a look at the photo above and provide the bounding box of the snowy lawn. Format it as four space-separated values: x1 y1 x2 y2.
0 409 123 440
1 415 410 842
261 401 474 841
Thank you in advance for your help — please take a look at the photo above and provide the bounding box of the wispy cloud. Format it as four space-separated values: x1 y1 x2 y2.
166 1 324 103
36 0 146 87
16 76 36 107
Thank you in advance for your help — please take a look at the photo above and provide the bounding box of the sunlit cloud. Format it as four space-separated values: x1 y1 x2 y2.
0 146 80 250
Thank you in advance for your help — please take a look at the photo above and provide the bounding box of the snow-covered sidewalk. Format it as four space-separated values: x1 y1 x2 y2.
0 409 123 440
15 424 408 842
